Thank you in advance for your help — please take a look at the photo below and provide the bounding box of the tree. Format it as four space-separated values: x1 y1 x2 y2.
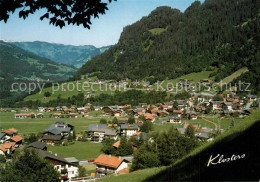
112 117 118 125
101 138 116 155
25 133 38 144
78 166 86 177
0 0 116 29
72 129 76 140
140 120 153 133
117 136 133 156
100 118 107 124
213 94 224 101
128 116 135 124
44 91 51 97
185 125 196 139
0 155 6 163
0 149 60 182
131 145 161 171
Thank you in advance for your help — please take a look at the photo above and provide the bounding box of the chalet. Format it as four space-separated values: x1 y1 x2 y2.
42 135 63 145
223 102 233 111
118 118 129 125
0 145 7 155
28 141 47 150
94 154 128 175
131 132 147 141
0 132 8 144
38 107 45 112
43 121 74 137
47 107 55 112
195 128 214 141
65 157 79 166
168 116 181 123
35 149 79 181
82 113 89 118
36 113 44 118
8 135 23 147
103 106 123 117
63 108 74 113
176 100 186 110
164 102 174 108
14 113 30 119
247 94 257 102
53 113 63 118
120 124 139 137
143 113 155 122
138 103 147 108
88 124 118 142
113 140 137 151
94 106 102 111
173 110 183 117
0 142 16 154
68 113 78 118
210 101 224 111
2 128 18 137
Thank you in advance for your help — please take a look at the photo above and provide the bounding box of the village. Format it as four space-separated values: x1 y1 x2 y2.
0 88 259 181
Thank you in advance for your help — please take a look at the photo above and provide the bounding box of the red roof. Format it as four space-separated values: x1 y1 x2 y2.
0 145 7 152
10 135 23 142
2 128 18 135
94 154 124 169
173 110 183 114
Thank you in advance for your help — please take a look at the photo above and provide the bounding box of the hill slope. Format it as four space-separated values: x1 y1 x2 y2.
0 41 77 81
99 110 260 181
12 41 111 68
75 0 259 94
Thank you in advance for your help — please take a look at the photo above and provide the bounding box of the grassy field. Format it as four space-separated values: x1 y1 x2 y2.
0 110 114 135
48 141 102 160
219 67 248 84
24 79 122 102
149 28 167 35
153 70 216 90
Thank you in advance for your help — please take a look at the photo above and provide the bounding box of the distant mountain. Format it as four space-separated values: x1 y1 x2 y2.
0 41 77 81
12 41 112 68
75 0 259 94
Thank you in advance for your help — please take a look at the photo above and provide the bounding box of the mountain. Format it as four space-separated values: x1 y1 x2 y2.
12 41 111 68
75 0 259 94
0 41 77 81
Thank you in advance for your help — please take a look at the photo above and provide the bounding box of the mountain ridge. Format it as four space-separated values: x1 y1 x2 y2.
12 41 112 68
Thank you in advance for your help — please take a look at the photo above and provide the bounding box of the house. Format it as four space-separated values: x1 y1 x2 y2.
37 113 44 118
2 128 18 137
94 154 128 175
103 106 123 117
118 118 129 125
94 106 102 111
82 113 88 118
168 116 181 123
0 132 8 144
42 135 63 145
53 113 63 118
35 149 79 181
143 113 155 122
65 157 79 165
38 107 45 112
0 142 16 154
210 101 224 111
113 140 137 151
68 113 78 118
173 110 183 117
47 107 55 112
8 135 23 147
131 132 147 141
14 113 30 119
0 145 7 155
88 124 118 142
189 114 198 120
120 124 139 137
223 102 233 111
195 127 214 141
43 121 74 137
28 141 47 150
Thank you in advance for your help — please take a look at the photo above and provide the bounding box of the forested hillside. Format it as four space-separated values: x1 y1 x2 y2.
12 41 111 68
76 0 259 94
0 41 77 81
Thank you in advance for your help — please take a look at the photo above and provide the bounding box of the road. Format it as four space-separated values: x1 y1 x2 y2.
201 117 219 129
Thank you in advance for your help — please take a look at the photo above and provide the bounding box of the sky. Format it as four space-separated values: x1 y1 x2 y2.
0 0 200 47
